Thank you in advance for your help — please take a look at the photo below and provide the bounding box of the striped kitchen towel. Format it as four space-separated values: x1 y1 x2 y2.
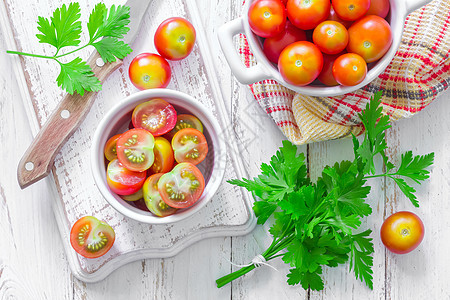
239 0 450 144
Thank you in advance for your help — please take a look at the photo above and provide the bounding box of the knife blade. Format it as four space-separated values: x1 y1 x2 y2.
17 0 152 189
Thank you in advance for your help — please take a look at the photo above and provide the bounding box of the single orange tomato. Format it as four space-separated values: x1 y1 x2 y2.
151 137 175 174
380 211 425 254
248 0 287 38
154 17 196 61
128 53 171 90
286 0 331 30
332 53 367 86
313 21 349 55
366 0 390 18
332 0 370 21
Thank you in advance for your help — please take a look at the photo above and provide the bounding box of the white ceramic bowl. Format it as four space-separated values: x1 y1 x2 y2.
218 0 432 96
91 89 227 224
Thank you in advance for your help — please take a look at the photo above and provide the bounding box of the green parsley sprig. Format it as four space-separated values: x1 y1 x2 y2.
216 91 434 291
7 2 132 95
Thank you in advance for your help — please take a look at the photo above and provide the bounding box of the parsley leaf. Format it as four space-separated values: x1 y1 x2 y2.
350 230 374 289
93 37 132 63
56 58 101 96
287 267 324 291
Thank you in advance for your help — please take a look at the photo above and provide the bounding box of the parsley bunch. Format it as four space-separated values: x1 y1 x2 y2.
216 92 434 291
7 2 132 95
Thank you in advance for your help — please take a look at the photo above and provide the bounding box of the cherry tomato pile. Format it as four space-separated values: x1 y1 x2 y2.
103 98 209 217
250 0 393 87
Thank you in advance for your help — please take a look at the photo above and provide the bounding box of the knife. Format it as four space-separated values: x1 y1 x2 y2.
17 0 152 189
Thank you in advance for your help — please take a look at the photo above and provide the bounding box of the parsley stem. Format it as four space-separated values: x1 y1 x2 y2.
55 44 90 59
6 50 55 60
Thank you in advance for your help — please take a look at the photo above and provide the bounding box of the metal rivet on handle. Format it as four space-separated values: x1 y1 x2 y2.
25 162 34 171
96 58 105 67
60 110 70 119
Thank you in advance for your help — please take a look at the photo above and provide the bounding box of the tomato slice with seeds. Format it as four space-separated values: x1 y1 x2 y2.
166 114 203 140
116 129 155 172
143 173 178 217
70 216 115 259
106 159 147 195
132 99 177 136
104 134 122 161
158 163 205 208
120 188 143 201
151 137 174 174
172 128 208 165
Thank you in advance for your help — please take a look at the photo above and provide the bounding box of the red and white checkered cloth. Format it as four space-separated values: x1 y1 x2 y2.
239 0 450 144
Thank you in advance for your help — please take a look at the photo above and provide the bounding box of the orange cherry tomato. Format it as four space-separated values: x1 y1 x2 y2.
132 99 177 137
287 0 331 30
172 128 208 165
347 15 392 63
154 17 196 61
318 53 341 86
313 21 349 55
143 173 178 217
332 0 370 21
278 41 323 86
332 53 367 86
104 134 122 161
165 114 204 140
128 53 171 90
366 0 390 18
106 159 147 195
151 137 174 174
248 0 287 38
380 211 425 254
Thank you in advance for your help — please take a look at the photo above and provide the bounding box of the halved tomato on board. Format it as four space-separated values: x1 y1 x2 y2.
104 134 122 161
70 216 115 259
166 114 203 140
172 128 208 165
106 159 147 195
158 162 205 209
116 129 155 172
132 99 177 136
151 137 175 174
143 173 178 217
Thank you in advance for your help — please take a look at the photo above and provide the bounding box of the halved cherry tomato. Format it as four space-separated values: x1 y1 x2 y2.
151 137 174 174
154 17 196 61
104 134 122 161
248 0 287 38
158 162 205 209
132 99 177 136
166 114 204 140
70 216 115 258
366 0 390 18
286 0 331 30
332 53 367 86
332 0 370 21
263 21 307 64
328 6 353 28
116 129 155 172
278 41 323 86
380 211 425 254
143 173 178 217
172 128 208 165
120 188 143 201
128 53 171 90
347 15 392 63
313 21 348 55
318 53 341 86
106 159 147 195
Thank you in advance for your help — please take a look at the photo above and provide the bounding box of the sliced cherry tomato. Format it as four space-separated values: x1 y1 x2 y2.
313 21 348 55
143 173 178 217
366 0 390 18
107 159 147 195
132 99 177 136
128 53 171 90
332 53 367 86
120 188 143 201
116 129 155 172
70 216 115 259
151 137 175 174
286 0 331 30
380 211 425 254
328 6 353 28
318 53 341 86
347 15 392 63
278 41 323 86
158 162 205 209
172 128 208 165
263 21 307 64
166 114 204 140
104 134 122 162
332 0 370 21
248 0 287 38
154 17 196 61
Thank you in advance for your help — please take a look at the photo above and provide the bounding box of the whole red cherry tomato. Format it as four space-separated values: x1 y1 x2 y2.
380 211 425 254
287 0 331 30
328 6 353 28
278 41 323 86
347 15 392 63
128 53 171 90
313 21 349 55
366 0 390 18
332 0 370 21
248 0 287 38
318 53 341 86
154 17 196 61
263 22 307 64
332 53 367 86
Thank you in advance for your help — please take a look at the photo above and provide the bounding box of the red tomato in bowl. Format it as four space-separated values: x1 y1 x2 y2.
132 99 177 136
332 53 367 86
151 137 174 174
366 0 390 18
116 129 155 172
380 211 425 254
278 41 323 86
286 0 331 30
313 21 349 55
263 21 307 64
172 128 208 165
347 15 392 63
318 53 341 86
248 0 287 38
128 53 171 90
143 173 178 217
328 6 353 28
106 159 147 195
154 17 196 61
332 0 370 21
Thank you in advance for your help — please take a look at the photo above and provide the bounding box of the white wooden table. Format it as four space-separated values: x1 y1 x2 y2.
1 1 449 299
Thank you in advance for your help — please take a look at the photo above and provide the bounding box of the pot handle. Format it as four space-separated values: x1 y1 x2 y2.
405 0 432 14
217 18 270 85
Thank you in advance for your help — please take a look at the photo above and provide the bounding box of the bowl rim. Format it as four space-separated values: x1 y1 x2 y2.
91 88 227 224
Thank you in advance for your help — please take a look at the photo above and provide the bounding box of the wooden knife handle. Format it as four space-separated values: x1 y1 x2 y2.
17 52 122 189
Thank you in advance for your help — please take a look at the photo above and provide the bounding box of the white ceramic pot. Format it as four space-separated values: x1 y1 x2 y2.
91 89 226 224
218 0 432 96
